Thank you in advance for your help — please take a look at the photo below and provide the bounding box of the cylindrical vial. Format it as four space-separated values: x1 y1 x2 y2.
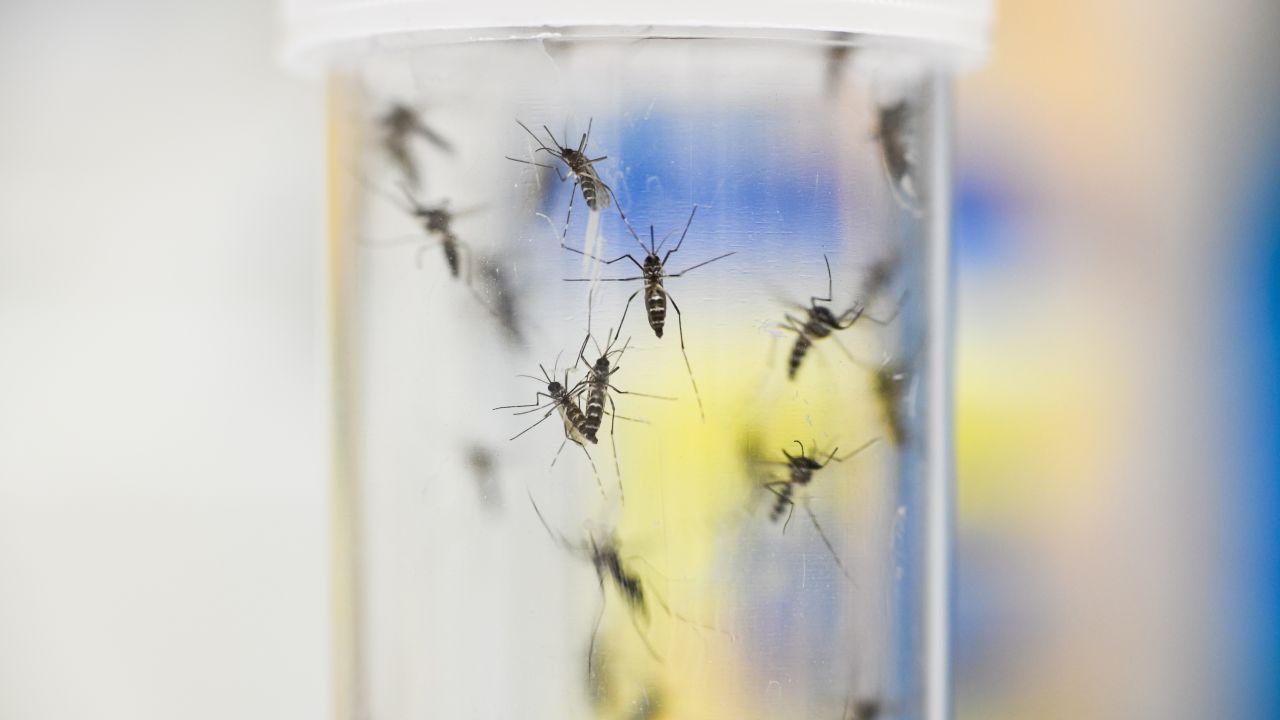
284 3 990 719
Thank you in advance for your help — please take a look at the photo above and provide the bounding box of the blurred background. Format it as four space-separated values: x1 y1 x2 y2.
0 1 1275 719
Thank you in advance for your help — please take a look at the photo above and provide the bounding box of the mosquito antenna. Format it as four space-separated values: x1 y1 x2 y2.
815 254 835 306
526 489 577 553
653 227 680 255
831 436 882 463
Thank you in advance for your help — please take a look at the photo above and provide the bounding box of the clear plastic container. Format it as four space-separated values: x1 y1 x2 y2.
289 6 988 718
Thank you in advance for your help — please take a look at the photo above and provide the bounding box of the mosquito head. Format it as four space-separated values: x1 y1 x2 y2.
812 304 840 327
560 146 587 168
419 206 450 233
382 104 416 132
592 354 611 376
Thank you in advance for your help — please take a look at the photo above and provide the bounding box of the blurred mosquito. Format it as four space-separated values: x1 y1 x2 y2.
782 255 903 381
865 358 914 448
357 180 482 281
471 253 526 347
755 438 881 583
506 118 620 244
528 491 731 681
875 100 921 214
564 206 734 420
379 102 453 189
494 359 602 496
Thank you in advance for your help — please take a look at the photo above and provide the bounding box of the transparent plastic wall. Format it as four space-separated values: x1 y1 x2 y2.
327 31 952 720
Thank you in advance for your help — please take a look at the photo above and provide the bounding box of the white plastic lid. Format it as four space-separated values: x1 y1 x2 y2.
281 0 993 68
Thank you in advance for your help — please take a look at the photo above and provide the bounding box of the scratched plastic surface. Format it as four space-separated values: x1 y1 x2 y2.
329 32 947 720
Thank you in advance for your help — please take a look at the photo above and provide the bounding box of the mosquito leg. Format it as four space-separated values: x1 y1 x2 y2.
579 443 605 498
627 607 664 662
587 579 608 694
602 182 640 241
494 391 553 411
560 179 580 245
616 288 641 336
508 403 556 417
858 290 909 326
550 436 570 468
510 407 556 440
668 293 705 422
829 331 859 363
804 502 855 584
606 394 624 502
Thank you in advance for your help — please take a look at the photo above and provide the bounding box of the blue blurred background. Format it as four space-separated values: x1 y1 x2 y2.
0 1 1276 718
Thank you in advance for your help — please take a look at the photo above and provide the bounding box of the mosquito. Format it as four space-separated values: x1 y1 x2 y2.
759 438 881 583
563 205 734 420
379 103 453 189
527 491 730 682
870 359 914 448
506 118 620 244
782 255 902 381
357 179 480 280
494 360 603 496
875 100 921 213
471 253 526 347
574 296 676 500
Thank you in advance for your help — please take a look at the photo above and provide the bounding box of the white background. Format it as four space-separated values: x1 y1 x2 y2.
0 1 329 718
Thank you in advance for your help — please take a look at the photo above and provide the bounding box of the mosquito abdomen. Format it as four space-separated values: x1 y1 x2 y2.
560 398 594 445
788 334 813 379
645 284 667 338
583 385 605 443
770 484 794 522
444 238 461 278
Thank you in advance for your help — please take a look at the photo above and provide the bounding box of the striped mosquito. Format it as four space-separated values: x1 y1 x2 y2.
574 296 675 500
494 360 603 496
875 99 921 214
758 438 881 583
506 118 622 245
564 205 734 420
782 255 902 381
